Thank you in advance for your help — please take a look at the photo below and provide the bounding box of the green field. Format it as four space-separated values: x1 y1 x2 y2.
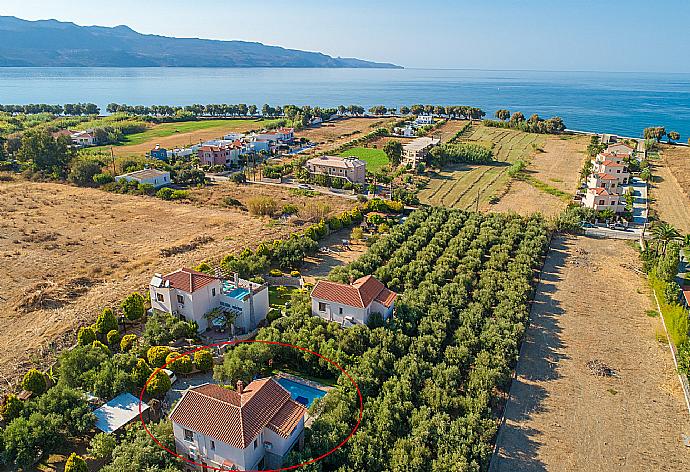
115 119 275 147
418 125 546 209
339 147 390 173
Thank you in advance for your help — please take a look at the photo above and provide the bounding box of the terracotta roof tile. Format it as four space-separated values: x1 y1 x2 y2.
170 379 305 449
163 268 218 293
311 275 396 309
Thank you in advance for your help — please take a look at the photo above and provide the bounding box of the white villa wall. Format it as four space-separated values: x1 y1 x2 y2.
311 297 369 325
173 422 262 470
264 417 304 457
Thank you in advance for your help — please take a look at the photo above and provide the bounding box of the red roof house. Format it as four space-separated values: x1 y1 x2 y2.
311 275 396 326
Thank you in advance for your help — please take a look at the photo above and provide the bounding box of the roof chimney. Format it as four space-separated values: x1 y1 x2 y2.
349 275 355 285
237 380 244 394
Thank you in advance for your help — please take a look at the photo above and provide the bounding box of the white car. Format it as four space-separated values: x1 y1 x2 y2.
297 184 312 190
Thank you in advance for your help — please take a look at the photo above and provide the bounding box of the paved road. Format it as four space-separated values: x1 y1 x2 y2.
630 177 648 225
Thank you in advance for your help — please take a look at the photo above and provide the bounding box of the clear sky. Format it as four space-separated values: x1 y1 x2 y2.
2 0 689 72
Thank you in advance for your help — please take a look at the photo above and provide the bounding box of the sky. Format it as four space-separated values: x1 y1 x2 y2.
2 0 690 72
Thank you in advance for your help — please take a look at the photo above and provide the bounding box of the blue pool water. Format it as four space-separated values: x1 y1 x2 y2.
277 377 326 407
224 286 250 300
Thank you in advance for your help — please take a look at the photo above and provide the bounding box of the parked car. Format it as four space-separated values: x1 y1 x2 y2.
297 184 312 190
580 221 595 228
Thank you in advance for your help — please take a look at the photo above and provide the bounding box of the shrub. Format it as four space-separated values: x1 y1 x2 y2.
247 196 277 216
65 453 88 472
95 308 118 337
77 326 96 346
222 196 245 209
351 227 364 240
269 269 283 277
120 334 137 352
121 292 146 321
132 358 153 388
146 369 172 397
22 369 47 395
88 432 117 461
678 341 690 375
664 281 681 305
106 329 121 348
165 352 192 374
267 309 282 323
290 270 301 277
147 346 172 368
68 160 102 187
93 173 114 185
193 350 214 372
92 340 111 356
282 204 299 215
0 394 24 421
156 187 174 200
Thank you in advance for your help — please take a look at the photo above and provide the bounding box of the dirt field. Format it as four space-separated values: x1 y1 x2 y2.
651 147 690 233
300 230 367 284
432 119 472 142
485 179 566 218
525 134 588 194
0 181 304 392
295 117 397 154
492 236 690 472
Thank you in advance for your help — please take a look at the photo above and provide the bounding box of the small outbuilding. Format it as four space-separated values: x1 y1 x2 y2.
116 168 171 188
94 392 150 434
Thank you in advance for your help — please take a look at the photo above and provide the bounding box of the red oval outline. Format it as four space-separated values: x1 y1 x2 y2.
139 339 363 471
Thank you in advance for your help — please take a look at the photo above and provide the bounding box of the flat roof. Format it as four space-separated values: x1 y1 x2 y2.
403 136 440 152
94 392 149 434
117 168 170 180
307 155 365 169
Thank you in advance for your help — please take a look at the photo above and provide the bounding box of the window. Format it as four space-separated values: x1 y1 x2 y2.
254 438 258 449
339 307 343 315
599 200 605 205
156 293 164 302
210 440 215 450
212 288 216 297
184 429 194 442
318 302 327 312
177 295 184 304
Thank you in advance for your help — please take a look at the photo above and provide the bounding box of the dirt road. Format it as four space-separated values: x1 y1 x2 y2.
492 236 690 472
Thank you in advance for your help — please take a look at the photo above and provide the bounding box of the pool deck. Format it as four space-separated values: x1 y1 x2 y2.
274 371 332 393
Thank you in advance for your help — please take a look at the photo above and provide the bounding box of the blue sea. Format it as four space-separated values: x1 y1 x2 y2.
0 67 688 139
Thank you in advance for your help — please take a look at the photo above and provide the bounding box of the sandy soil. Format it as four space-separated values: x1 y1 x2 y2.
492 236 690 472
432 119 472 142
485 179 567 218
0 181 301 392
651 147 690 233
527 135 588 193
300 230 367 283
295 117 396 154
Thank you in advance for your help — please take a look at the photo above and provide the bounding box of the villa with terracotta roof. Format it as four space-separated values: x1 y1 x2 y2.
198 142 242 167
310 275 396 326
581 144 633 213
149 268 269 334
115 168 171 189
170 379 305 471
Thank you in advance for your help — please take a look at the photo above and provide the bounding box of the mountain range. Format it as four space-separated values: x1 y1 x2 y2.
0 16 401 69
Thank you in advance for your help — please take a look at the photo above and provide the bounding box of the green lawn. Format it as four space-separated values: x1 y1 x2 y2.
268 286 297 310
115 119 275 147
339 147 390 173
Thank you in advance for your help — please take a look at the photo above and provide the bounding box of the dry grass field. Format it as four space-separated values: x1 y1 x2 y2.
650 146 690 233
0 181 313 392
492 236 690 472
295 117 397 154
419 125 546 209
525 134 588 194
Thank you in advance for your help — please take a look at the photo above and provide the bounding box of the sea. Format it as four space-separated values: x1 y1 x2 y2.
0 67 688 139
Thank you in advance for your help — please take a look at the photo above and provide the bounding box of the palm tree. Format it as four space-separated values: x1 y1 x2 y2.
651 222 681 255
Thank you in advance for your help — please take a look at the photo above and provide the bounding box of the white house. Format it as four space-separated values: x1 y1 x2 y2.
115 168 171 188
71 130 96 147
149 268 269 334
310 275 396 326
414 115 434 126
581 145 633 214
170 379 306 471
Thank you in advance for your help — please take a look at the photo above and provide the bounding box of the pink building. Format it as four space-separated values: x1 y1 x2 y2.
198 143 242 167
305 156 367 184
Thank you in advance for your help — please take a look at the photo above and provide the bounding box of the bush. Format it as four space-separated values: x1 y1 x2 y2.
290 270 301 277
120 334 137 352
193 350 214 372
106 329 121 348
68 160 102 187
664 281 682 305
92 340 111 356
165 352 192 374
77 326 96 346
146 369 172 397
267 309 282 323
65 453 88 472
351 227 364 240
121 292 146 321
282 204 299 215
93 172 115 185
0 393 24 421
95 308 118 337
678 341 690 375
147 346 172 368
156 187 174 200
269 268 283 277
22 369 47 395
247 196 277 216
132 358 153 388
88 432 117 461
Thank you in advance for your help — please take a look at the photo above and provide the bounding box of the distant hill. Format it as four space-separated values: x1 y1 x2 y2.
0 16 401 69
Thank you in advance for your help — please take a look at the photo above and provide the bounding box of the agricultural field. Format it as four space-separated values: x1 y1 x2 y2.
99 119 275 157
493 236 690 471
432 118 472 142
650 146 690 233
295 117 397 154
339 146 389 172
220 207 550 470
0 180 306 392
419 125 546 209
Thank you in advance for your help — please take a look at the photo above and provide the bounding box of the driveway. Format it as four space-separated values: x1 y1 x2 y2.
164 370 214 408
630 177 648 225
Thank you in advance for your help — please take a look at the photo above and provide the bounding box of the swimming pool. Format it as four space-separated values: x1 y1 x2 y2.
223 286 250 300
277 377 326 407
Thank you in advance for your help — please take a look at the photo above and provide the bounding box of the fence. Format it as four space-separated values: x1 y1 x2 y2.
264 275 303 288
